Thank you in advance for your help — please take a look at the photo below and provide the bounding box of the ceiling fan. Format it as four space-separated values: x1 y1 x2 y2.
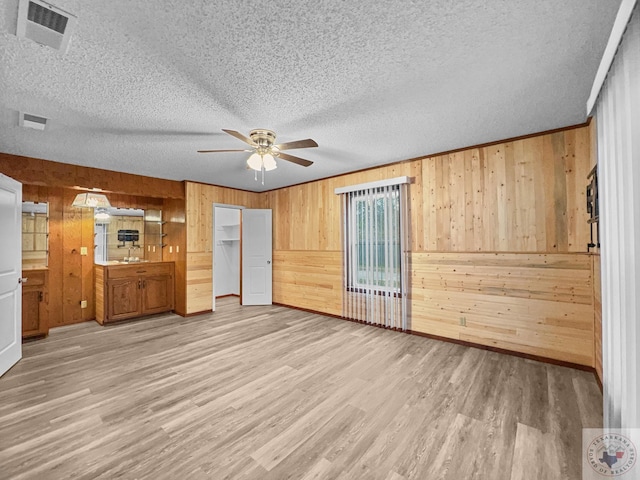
198 129 318 184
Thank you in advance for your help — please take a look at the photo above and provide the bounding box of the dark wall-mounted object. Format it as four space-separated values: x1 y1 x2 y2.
117 229 139 242
586 165 599 251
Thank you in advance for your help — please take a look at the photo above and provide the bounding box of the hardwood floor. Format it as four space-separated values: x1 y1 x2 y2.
0 298 602 479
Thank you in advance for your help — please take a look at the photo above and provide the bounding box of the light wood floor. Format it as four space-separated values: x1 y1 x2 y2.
0 298 602 479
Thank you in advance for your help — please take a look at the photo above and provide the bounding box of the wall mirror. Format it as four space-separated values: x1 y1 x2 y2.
22 201 49 269
94 208 164 263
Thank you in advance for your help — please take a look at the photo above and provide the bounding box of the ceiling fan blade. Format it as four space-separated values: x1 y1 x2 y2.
277 152 313 167
197 149 251 153
222 129 257 146
274 138 318 151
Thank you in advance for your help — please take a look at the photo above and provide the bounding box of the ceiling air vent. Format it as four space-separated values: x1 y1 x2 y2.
19 113 48 131
16 0 77 53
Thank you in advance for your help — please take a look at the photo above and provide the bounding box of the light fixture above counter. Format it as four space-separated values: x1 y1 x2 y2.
71 192 111 208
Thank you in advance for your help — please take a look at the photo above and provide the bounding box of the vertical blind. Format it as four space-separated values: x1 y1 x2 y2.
336 178 409 330
590 2 640 429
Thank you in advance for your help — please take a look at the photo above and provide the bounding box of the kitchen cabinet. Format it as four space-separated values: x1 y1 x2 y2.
22 269 48 338
95 261 174 324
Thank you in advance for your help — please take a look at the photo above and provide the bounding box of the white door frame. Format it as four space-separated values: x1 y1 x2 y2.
212 203 244 312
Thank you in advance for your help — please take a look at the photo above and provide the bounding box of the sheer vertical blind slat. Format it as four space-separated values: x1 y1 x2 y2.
336 177 409 330
591 3 640 429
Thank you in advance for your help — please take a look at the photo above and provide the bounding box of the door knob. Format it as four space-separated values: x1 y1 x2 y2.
267 260 271 264
19 277 27 284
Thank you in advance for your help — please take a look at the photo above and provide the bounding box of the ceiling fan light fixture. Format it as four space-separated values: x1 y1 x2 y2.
262 153 277 171
247 153 263 171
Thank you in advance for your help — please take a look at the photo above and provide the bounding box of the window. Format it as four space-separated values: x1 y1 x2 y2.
347 186 401 291
337 177 409 330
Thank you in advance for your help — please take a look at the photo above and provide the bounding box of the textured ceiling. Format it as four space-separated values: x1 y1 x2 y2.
0 0 621 192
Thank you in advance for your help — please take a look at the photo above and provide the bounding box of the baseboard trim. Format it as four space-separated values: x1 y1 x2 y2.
272 302 598 375
406 329 595 373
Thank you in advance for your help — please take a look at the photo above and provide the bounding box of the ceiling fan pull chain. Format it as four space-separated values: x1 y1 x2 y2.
261 165 265 185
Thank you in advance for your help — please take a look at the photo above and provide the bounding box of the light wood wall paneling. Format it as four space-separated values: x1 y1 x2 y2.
420 129 591 253
269 127 591 255
0 153 183 199
587 119 602 385
410 252 594 366
186 252 213 314
272 250 342 316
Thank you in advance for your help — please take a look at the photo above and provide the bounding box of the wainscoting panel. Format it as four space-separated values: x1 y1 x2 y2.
273 250 342 316
411 252 595 365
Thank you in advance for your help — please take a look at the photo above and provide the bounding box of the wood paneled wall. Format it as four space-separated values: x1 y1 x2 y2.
185 182 266 314
588 119 603 383
3 154 186 326
422 130 591 252
273 250 342 316
0 153 183 198
162 197 187 316
593 255 602 379
411 253 594 365
268 125 598 366
267 127 591 253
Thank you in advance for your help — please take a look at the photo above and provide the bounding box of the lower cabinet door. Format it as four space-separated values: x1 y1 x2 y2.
142 274 174 315
107 278 142 321
22 289 43 336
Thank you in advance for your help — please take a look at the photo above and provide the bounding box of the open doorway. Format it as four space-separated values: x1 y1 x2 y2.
212 204 243 311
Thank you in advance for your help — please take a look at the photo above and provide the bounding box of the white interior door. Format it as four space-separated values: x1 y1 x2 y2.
241 209 272 305
0 174 22 377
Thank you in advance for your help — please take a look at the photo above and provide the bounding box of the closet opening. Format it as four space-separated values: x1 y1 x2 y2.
212 204 243 311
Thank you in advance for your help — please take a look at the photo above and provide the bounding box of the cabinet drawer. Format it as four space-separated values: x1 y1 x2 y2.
107 263 173 279
22 270 46 287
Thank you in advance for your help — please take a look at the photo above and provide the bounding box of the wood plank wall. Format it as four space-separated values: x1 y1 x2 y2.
162 197 187 316
2 155 186 326
0 153 183 198
184 182 266 314
411 252 594 365
593 255 602 379
266 125 598 366
588 119 603 383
